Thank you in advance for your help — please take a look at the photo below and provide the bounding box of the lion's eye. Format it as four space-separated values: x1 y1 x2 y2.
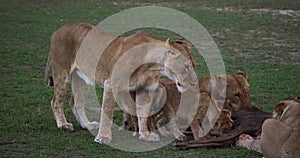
167 50 180 58
167 50 175 55
184 62 190 71
245 89 250 96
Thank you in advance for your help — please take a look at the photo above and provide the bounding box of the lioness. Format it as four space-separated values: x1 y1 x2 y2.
121 70 250 140
199 69 250 112
44 23 197 143
237 98 300 158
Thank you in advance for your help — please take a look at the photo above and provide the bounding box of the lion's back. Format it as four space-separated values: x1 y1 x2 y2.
50 23 95 70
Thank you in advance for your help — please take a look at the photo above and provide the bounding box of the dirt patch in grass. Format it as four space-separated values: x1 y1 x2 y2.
289 52 300 58
250 8 300 16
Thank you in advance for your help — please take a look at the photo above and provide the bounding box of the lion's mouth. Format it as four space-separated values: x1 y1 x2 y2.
175 78 187 93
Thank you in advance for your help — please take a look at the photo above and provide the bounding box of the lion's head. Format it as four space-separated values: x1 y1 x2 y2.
162 38 197 92
273 97 300 122
199 70 250 112
223 70 250 112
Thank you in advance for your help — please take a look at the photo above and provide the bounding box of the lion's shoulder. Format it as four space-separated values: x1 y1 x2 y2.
159 78 176 87
123 30 161 44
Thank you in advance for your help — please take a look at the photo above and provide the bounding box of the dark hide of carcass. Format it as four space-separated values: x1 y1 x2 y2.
172 106 271 149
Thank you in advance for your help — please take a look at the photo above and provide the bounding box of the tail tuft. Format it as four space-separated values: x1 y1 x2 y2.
45 76 54 86
44 53 53 86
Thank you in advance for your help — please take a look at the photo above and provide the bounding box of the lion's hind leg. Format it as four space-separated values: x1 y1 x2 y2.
51 69 74 131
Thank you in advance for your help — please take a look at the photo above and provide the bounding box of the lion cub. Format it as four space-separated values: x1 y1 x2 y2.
121 70 250 140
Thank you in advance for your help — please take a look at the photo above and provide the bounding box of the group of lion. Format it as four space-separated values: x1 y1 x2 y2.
119 70 250 141
45 23 299 157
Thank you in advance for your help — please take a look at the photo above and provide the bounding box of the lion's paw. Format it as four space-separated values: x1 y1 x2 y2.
119 126 125 131
158 126 171 136
176 134 187 141
94 136 112 144
139 132 160 141
132 132 138 137
85 121 99 130
94 129 112 144
236 134 253 146
58 122 74 131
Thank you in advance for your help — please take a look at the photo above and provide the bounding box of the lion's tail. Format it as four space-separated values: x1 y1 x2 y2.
44 54 53 86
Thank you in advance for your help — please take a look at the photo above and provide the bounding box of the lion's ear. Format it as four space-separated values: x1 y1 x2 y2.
175 38 192 50
273 102 288 120
274 102 287 116
237 69 248 80
166 38 173 46
175 38 184 44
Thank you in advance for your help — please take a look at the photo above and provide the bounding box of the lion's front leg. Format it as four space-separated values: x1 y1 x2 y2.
138 117 160 141
136 90 160 142
191 118 205 140
159 104 186 141
166 118 187 141
94 80 115 144
70 72 98 130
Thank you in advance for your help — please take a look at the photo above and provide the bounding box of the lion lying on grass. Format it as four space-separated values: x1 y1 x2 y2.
121 70 250 140
44 23 197 143
237 98 300 158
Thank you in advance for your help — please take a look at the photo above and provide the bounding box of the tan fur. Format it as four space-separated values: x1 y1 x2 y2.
120 79 187 140
272 102 287 120
236 134 262 153
45 23 197 143
261 98 300 158
121 70 249 140
199 70 250 112
237 98 300 158
190 93 233 140
208 108 233 137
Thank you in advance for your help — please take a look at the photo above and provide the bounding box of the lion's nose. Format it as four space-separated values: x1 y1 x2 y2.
190 81 196 86
177 82 182 87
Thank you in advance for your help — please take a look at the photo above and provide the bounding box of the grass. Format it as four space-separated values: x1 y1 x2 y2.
0 0 299 157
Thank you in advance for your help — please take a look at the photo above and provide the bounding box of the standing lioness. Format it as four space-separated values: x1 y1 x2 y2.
45 23 197 143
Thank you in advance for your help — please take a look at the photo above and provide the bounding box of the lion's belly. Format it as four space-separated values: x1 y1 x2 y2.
74 27 118 86
75 69 95 86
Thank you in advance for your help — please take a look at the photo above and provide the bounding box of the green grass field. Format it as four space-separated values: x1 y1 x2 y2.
0 0 299 157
